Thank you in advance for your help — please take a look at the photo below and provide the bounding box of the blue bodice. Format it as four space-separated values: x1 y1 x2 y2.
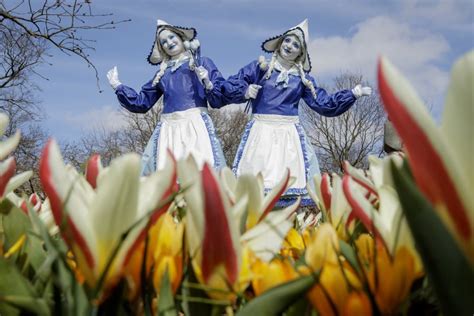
115 57 226 114
222 60 357 116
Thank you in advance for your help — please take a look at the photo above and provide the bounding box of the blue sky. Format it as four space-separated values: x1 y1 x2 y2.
36 0 473 141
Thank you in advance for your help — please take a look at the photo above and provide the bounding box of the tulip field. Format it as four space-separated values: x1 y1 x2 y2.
0 53 472 315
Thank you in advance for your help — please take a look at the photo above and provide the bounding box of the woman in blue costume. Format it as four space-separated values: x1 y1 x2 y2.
222 19 372 207
107 19 227 175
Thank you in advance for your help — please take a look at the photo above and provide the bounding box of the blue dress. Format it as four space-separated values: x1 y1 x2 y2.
222 60 357 207
115 56 227 174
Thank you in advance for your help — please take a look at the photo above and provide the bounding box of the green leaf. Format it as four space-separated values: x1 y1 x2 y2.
391 161 474 316
28 207 90 315
339 240 361 275
236 275 316 316
157 267 178 316
179 264 214 316
2 206 30 251
0 256 50 316
284 296 311 316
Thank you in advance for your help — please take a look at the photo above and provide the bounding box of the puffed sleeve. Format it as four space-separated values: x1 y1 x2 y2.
302 75 357 117
201 57 227 109
115 79 163 113
221 60 260 104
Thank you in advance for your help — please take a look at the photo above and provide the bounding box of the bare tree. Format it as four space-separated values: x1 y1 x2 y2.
0 0 129 87
209 108 249 166
300 73 385 174
64 102 162 168
0 1 129 195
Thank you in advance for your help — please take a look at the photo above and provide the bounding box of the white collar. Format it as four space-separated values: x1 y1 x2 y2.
168 52 191 72
274 59 299 76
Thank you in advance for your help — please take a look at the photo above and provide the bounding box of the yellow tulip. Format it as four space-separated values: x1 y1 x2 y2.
123 213 184 299
251 258 298 296
307 262 363 316
342 291 373 316
280 228 305 259
356 234 417 314
305 223 340 271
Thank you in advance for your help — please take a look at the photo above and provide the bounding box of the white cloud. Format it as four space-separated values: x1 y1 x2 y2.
309 16 451 114
400 0 474 32
62 105 128 132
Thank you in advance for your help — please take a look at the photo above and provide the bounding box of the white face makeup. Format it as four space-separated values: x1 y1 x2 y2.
279 35 302 62
158 29 185 59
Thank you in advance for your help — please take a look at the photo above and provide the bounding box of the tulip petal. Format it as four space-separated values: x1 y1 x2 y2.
89 153 142 275
321 173 332 211
0 157 16 197
0 130 20 161
0 113 8 136
260 168 291 222
378 56 472 242
330 174 351 226
242 198 299 262
220 167 237 204
39 140 97 271
5 171 33 195
342 175 384 243
442 51 473 196
124 151 178 264
178 156 205 260
343 161 377 197
85 154 102 189
236 174 264 229
201 163 239 284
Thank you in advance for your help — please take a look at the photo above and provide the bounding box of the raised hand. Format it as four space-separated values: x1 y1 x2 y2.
106 66 122 90
352 84 372 98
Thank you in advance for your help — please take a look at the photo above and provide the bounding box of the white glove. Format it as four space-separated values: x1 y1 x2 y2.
351 84 372 98
245 84 262 100
195 66 213 90
106 66 122 90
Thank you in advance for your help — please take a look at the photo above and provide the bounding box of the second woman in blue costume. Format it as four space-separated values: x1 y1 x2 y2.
107 19 227 175
222 19 372 206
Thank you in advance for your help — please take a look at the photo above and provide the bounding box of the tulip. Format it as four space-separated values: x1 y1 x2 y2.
378 52 474 260
305 223 340 271
342 157 423 275
39 140 177 292
355 234 416 314
280 228 305 259
306 262 364 316
123 212 184 299
220 167 295 230
178 157 298 300
308 173 355 240
251 258 298 296
304 224 363 314
0 113 32 200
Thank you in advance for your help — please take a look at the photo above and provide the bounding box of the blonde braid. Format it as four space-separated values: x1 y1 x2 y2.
152 58 169 87
297 62 317 99
187 51 196 71
264 52 277 80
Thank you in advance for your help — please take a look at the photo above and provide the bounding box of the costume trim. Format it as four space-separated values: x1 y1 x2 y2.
232 119 255 174
201 112 226 170
141 122 162 175
147 24 198 65
260 26 312 72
